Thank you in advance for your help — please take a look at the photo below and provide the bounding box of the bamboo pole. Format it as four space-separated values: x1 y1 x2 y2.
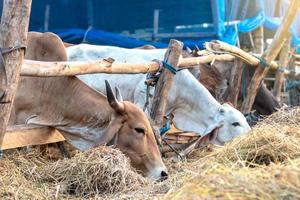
0 0 32 149
273 34 291 101
20 53 234 76
150 39 183 128
241 0 300 113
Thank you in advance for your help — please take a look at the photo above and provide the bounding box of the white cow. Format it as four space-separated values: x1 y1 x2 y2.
67 44 251 145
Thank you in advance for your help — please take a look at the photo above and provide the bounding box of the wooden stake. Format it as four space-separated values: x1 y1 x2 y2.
150 39 183 127
0 0 32 148
241 0 300 113
273 34 291 101
252 26 264 55
225 58 244 107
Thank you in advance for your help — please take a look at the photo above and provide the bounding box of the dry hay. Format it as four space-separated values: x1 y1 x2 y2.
0 150 54 199
165 159 300 200
209 107 300 166
41 146 147 197
0 147 147 199
1 107 300 199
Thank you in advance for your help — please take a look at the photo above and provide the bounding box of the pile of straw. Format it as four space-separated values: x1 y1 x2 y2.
209 107 300 166
1 107 300 199
165 159 300 199
0 150 54 199
0 147 147 199
41 146 147 197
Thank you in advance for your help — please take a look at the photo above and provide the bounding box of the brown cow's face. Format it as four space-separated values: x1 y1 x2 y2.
104 81 167 180
116 102 168 180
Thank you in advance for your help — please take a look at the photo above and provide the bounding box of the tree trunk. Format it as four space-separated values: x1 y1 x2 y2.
0 0 32 148
150 39 183 127
240 0 300 113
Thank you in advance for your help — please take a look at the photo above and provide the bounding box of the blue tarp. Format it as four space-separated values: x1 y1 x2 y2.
219 0 300 53
2 0 298 51
54 28 215 49
51 0 300 52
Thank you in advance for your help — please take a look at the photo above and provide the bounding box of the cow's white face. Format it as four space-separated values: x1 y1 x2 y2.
215 103 251 144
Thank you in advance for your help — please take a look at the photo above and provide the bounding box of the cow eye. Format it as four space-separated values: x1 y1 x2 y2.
232 122 240 127
135 128 145 134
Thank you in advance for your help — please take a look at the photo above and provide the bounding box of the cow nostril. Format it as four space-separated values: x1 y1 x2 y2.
161 171 168 178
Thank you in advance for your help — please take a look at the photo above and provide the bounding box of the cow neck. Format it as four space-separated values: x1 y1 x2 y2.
166 70 221 132
40 76 114 150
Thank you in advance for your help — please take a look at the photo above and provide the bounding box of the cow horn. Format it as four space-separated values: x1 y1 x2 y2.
115 86 123 102
186 46 192 54
105 80 125 113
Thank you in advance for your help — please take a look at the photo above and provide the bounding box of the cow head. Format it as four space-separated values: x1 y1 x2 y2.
97 80 168 180
211 103 251 144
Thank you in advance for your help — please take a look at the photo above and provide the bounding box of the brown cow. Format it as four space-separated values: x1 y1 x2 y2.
185 51 280 116
9 32 168 180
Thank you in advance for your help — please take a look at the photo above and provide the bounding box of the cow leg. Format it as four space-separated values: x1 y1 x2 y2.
57 142 71 158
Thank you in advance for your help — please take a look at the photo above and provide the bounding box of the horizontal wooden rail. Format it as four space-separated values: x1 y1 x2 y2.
205 40 279 69
20 54 235 76
2 124 65 150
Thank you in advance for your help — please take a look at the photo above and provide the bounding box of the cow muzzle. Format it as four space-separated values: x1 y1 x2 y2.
147 165 169 181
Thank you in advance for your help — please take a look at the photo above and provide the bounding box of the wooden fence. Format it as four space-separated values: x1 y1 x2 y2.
1 0 299 152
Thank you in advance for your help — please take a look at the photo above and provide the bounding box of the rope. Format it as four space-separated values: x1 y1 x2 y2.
252 55 270 68
0 45 27 55
0 45 26 100
159 119 171 136
162 138 184 160
161 61 179 74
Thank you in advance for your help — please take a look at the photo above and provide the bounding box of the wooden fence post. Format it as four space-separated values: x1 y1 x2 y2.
253 26 264 55
150 39 183 127
241 0 300 113
225 58 244 107
0 0 32 148
273 34 291 101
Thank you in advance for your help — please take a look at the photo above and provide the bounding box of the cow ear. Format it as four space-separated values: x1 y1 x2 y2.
186 46 192 54
115 86 123 102
219 107 226 115
105 80 125 113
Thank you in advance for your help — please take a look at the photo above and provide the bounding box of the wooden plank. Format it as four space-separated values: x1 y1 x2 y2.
0 0 32 148
240 0 300 113
164 135 198 142
20 53 234 77
2 125 65 150
166 132 198 137
150 39 183 128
